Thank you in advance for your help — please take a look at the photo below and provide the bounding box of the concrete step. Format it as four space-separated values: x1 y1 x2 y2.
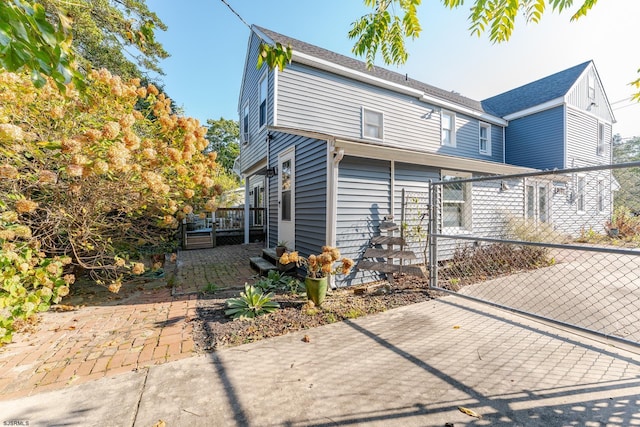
250 257 277 275
262 248 279 264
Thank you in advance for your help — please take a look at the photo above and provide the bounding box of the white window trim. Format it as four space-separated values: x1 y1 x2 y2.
361 106 384 141
259 72 268 130
441 170 472 232
587 73 596 100
479 122 491 156
597 178 605 213
441 110 456 148
242 102 250 145
576 174 586 213
597 122 606 157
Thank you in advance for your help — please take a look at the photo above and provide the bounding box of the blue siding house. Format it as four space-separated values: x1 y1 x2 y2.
236 26 616 286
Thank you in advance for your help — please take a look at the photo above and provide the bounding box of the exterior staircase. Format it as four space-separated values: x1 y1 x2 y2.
357 216 426 281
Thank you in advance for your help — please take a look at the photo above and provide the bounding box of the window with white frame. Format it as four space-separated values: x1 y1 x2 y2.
577 175 586 212
588 73 596 100
597 123 606 156
597 178 605 213
479 122 491 155
242 103 249 144
441 111 456 147
259 73 268 128
525 181 549 223
441 170 471 230
362 108 383 140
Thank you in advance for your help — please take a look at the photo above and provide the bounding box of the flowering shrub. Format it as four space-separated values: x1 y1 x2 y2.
0 69 232 343
280 246 354 279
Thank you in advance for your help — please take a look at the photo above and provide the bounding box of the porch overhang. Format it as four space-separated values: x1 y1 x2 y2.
334 138 536 176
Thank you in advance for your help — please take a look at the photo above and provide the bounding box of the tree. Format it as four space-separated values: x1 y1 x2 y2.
205 118 240 175
613 135 640 212
39 0 168 80
0 0 167 90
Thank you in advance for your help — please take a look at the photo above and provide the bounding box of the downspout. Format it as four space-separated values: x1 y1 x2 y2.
502 126 506 163
327 145 344 289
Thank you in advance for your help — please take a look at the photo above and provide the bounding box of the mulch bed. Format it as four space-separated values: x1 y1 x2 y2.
192 274 440 351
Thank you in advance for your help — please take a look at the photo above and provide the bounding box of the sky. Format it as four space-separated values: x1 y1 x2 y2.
146 0 640 139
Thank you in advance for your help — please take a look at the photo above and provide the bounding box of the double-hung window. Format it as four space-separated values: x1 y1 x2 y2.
597 123 606 156
259 73 267 128
479 122 491 155
588 74 596 100
441 171 471 230
441 111 456 147
242 103 249 144
362 107 383 140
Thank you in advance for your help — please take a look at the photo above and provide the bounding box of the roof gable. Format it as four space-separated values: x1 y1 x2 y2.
481 61 592 117
253 25 487 113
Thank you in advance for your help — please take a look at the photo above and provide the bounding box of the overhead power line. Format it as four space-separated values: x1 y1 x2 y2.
220 0 251 30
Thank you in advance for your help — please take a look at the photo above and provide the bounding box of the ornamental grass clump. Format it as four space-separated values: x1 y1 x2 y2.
280 246 354 278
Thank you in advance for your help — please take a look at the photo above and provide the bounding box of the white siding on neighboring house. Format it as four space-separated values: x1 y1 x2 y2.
566 68 614 124
566 107 611 166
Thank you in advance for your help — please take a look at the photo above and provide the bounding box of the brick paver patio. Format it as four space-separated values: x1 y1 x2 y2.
0 243 264 400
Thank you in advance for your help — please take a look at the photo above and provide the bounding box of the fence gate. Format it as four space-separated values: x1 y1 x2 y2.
421 162 640 347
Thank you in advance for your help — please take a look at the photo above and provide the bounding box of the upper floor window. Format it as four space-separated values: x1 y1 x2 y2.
587 74 596 100
479 122 491 155
441 111 456 147
597 123 605 156
441 170 471 230
259 73 268 128
362 107 383 140
242 103 249 144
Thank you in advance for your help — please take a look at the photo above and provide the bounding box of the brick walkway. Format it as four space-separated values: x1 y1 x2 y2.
0 243 264 401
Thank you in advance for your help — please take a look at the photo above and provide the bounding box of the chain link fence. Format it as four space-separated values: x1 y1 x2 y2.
411 162 640 346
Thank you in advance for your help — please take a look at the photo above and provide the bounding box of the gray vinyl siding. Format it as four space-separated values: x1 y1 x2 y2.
238 33 273 172
566 107 612 167
505 106 565 170
277 63 504 163
393 162 439 264
336 156 391 287
267 132 327 257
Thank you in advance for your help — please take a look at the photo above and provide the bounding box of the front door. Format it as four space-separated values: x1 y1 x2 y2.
278 147 295 249
526 181 549 223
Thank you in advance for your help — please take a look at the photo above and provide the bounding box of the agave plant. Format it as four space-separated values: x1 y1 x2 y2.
225 285 280 319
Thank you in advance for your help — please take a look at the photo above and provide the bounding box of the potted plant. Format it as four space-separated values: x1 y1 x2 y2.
275 241 288 257
280 246 354 307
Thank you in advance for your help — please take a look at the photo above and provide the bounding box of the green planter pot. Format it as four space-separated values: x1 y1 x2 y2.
305 277 328 307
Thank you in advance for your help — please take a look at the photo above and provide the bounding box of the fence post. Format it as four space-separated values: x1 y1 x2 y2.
428 181 438 289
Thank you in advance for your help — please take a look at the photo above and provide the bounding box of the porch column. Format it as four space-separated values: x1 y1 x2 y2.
244 178 250 244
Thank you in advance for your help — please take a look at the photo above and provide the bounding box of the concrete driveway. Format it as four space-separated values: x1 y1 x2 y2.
457 249 640 344
2 296 640 426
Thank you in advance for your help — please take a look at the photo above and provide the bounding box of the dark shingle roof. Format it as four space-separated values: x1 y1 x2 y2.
481 61 591 117
253 25 486 113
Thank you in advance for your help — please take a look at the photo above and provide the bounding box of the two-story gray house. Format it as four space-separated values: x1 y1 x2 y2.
236 25 615 286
